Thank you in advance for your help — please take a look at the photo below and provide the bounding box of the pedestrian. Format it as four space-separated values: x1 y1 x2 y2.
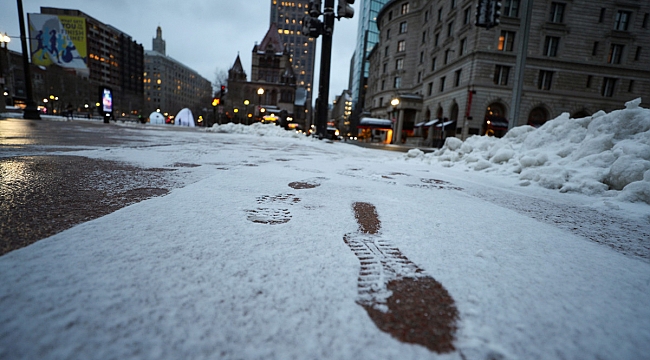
66 103 74 120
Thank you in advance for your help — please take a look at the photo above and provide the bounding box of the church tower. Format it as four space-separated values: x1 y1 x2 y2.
152 26 166 55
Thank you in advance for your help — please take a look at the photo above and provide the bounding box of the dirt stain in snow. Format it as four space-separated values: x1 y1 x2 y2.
347 202 459 353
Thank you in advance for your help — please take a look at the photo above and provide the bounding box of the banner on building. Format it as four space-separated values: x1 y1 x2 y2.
28 13 87 70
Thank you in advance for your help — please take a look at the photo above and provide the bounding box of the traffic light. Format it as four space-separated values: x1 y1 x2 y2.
302 14 322 38
220 85 226 96
212 97 220 107
337 0 355 19
475 0 490 27
309 0 322 17
490 0 502 27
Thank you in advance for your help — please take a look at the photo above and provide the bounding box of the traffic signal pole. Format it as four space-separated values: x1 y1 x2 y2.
316 0 335 139
508 0 532 130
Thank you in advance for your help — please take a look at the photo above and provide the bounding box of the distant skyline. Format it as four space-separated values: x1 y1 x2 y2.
0 0 359 103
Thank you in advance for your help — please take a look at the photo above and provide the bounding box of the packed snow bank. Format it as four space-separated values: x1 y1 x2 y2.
409 98 650 204
206 122 303 138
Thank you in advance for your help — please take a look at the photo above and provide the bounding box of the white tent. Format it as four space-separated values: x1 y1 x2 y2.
175 108 195 127
149 112 165 125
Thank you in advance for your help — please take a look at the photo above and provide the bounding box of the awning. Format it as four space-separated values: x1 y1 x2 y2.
424 119 439 126
435 120 456 128
358 117 393 129
414 121 426 127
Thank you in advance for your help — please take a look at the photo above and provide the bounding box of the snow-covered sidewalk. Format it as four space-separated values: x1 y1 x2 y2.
1 109 649 359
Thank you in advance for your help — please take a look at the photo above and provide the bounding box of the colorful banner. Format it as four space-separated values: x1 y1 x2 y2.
28 13 87 70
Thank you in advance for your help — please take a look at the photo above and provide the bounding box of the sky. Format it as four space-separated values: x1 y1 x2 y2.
1 99 649 359
0 0 359 103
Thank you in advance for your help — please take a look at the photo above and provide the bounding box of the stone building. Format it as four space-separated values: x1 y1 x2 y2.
365 0 650 145
226 23 301 127
143 27 212 122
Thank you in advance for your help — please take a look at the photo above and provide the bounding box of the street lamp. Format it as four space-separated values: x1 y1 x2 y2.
390 98 400 144
257 88 264 121
243 99 250 125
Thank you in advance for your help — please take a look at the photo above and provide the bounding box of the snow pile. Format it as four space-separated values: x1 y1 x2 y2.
411 98 650 204
206 122 303 138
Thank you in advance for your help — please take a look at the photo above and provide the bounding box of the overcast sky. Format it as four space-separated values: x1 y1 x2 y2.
0 0 359 103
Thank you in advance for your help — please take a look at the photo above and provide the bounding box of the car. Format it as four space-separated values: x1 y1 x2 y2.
326 126 341 140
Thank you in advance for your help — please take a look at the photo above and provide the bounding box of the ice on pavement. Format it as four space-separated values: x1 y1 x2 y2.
0 99 649 359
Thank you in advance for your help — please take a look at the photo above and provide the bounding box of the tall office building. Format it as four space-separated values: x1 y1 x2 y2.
350 0 391 116
269 0 316 117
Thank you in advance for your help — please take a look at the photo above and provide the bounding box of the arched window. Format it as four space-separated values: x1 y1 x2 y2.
528 106 549 127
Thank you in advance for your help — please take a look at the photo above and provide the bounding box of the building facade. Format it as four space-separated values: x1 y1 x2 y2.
226 24 301 127
40 7 144 118
365 0 650 145
270 0 316 120
143 27 212 122
350 0 391 117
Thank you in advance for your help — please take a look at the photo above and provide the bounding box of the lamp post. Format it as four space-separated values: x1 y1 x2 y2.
0 33 10 114
390 97 400 144
16 0 40 119
257 88 264 121
243 99 250 125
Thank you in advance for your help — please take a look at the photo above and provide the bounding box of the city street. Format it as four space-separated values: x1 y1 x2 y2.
1 115 649 359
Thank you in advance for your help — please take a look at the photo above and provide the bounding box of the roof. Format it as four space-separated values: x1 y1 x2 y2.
256 23 284 55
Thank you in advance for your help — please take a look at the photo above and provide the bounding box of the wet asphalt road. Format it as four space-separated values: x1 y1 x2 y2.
0 116 182 255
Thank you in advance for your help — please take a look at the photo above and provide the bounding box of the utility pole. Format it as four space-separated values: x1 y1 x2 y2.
508 0 532 130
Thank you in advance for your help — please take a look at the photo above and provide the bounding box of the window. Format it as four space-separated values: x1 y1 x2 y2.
440 76 446 92
454 69 462 87
628 80 635 92
504 0 520 17
388 11 393 21
386 29 391 39
592 41 599 56
431 57 437 71
381 80 385 90
464 8 471 24
599 8 606 23
614 11 631 31
427 82 433 96
397 40 406 52
451 0 457 9
379 97 384 107
399 21 408 33
608 44 624 64
447 21 454 37
434 33 440 47
417 71 422 83
586 75 592 88
494 65 510 85
401 3 409 15
544 36 560 57
635 47 642 61
459 38 467 55
419 51 424 63
444 49 451 64
396 58 404 70
438 8 443 22
394 76 402 88
549 2 566 23
383 63 387 73
538 70 554 90
643 13 649 29
422 31 426 43
498 31 516 51
424 10 430 22
602 77 617 97
385 46 389 56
